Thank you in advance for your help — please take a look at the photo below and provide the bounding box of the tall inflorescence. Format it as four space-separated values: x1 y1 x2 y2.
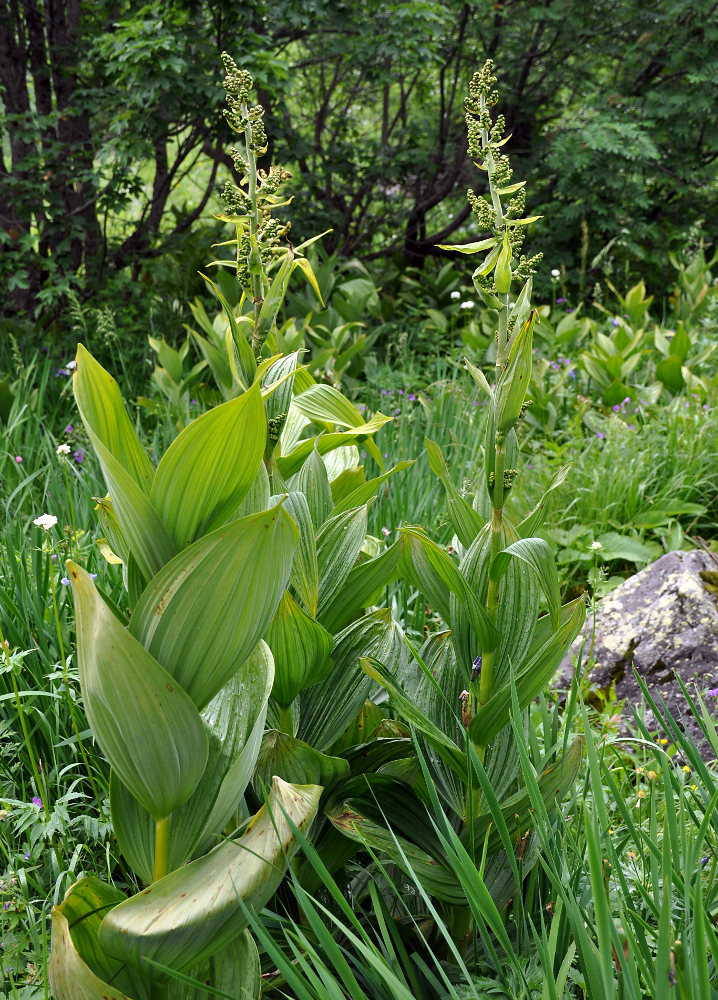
220 52 292 299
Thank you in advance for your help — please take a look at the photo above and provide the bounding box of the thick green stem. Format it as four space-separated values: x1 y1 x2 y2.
277 703 294 737
153 815 171 882
473 438 506 764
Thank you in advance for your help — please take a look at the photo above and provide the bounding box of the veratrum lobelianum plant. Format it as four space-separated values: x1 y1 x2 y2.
48 56 410 1000
321 60 586 940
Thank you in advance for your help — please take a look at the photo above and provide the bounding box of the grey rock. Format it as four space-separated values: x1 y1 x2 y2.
557 550 718 751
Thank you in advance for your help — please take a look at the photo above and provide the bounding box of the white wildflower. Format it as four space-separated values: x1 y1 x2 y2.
33 514 58 531
590 540 603 551
460 300 475 309
56 444 71 456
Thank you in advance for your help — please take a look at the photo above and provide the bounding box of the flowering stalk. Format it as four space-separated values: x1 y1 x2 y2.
220 53 291 357
456 62 543 751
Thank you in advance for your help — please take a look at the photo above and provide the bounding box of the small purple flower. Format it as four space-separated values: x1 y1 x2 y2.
190 399 197 405
398 389 404 395
24 851 30 860
51 554 57 562
60 577 71 585
15 455 22 463
596 432 604 440
707 688 718 698
408 394 416 401
381 389 388 395
55 368 70 377
473 400 479 406
32 796 42 807
64 424 73 434
612 318 620 327
73 449 85 464
90 573 97 580
612 405 620 413
556 297 567 304
471 655 482 681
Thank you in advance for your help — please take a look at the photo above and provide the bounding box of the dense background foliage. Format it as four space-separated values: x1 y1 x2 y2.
3 6 718 998
2 0 718 354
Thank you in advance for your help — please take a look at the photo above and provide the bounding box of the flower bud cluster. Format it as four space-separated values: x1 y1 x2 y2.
515 253 543 281
222 180 250 217
222 52 253 132
463 59 543 307
467 190 495 230
220 53 294 298
235 219 291 293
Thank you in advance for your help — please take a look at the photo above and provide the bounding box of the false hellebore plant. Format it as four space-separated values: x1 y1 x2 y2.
48 57 408 1000
323 61 586 939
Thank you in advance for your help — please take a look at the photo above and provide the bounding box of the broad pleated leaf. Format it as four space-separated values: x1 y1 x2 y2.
322 443 361 481
276 491 319 616
235 462 270 518
329 465 366 506
399 527 499 651
99 778 322 975
288 446 333 527
68 561 207 820
254 730 349 791
298 609 397 752
330 461 414 517
277 415 390 477
517 463 571 537
399 632 467 819
361 656 467 783
150 380 265 548
266 591 334 707
331 699 385 752
263 352 299 450
425 438 484 547
189 329 233 394
49 877 148 1000
129 503 298 710
399 529 451 623
463 736 584 856
495 312 535 434
254 249 294 346
489 536 560 628
344 736 413 774
74 344 154 493
88 433 177 582
319 539 403 634
315 505 368 615
194 641 274 856
111 644 274 882
451 518 538 688
326 778 465 905
292 383 366 428
177 931 260 1000
468 598 585 745
199 273 256 388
